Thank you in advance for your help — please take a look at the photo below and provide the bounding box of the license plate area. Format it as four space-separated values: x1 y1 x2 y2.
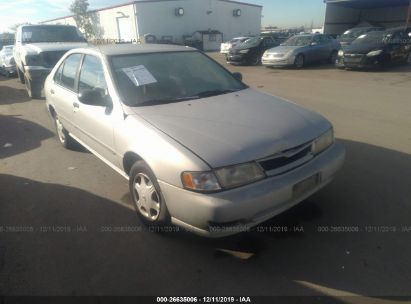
293 173 321 198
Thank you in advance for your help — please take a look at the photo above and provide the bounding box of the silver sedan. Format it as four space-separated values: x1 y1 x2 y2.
262 34 341 68
45 44 345 237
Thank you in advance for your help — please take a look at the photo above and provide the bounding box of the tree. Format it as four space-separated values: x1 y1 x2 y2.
70 0 98 39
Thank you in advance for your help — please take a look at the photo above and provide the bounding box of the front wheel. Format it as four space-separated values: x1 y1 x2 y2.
17 67 25 84
250 54 261 66
54 114 76 149
294 54 305 69
129 160 171 227
24 74 42 99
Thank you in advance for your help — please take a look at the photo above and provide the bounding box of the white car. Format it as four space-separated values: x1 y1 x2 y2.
0 45 16 77
220 37 251 54
14 24 87 98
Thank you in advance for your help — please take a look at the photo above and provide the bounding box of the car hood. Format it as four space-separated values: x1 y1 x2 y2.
130 89 331 168
265 45 301 55
22 42 88 54
344 42 383 54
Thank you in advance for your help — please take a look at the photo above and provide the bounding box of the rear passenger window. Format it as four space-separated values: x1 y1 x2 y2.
60 54 82 91
78 55 107 95
54 62 64 84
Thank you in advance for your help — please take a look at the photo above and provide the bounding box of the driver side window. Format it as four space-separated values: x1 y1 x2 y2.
78 55 107 97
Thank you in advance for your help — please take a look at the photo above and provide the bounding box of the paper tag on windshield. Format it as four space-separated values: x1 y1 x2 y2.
122 65 157 87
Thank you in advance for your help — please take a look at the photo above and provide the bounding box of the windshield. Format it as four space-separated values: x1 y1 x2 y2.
341 28 371 40
22 26 86 43
2 46 13 55
239 37 261 47
111 51 246 107
283 35 313 46
352 31 385 45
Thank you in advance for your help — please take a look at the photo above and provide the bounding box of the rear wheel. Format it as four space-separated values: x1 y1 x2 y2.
294 54 305 69
24 74 42 99
129 160 171 227
54 113 76 149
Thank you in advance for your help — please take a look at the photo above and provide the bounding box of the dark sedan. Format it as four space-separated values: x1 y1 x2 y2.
227 36 278 65
338 26 384 47
336 27 411 69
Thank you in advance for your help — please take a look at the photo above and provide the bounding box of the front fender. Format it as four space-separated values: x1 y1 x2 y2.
115 115 210 188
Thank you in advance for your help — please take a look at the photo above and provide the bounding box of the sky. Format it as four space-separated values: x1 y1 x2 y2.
0 0 327 33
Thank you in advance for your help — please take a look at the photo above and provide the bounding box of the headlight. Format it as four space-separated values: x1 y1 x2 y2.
181 162 266 192
367 50 383 57
338 50 344 57
239 49 249 54
312 129 334 155
182 171 221 192
214 162 265 189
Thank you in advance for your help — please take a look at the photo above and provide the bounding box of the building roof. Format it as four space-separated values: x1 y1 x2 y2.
87 43 195 56
41 0 262 23
324 0 410 9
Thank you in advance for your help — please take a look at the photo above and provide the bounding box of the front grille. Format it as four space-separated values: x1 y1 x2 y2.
343 53 364 64
42 51 68 68
258 143 313 174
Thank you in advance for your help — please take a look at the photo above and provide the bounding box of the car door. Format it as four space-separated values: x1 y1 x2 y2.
318 35 334 61
305 36 321 63
50 53 82 135
73 54 118 166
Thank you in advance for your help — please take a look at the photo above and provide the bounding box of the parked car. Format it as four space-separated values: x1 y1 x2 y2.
262 34 341 68
336 27 411 69
338 26 385 47
14 24 88 98
45 44 345 237
0 45 16 77
226 36 278 65
220 37 251 54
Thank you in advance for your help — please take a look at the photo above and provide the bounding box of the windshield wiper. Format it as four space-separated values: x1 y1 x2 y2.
195 89 238 98
137 96 200 107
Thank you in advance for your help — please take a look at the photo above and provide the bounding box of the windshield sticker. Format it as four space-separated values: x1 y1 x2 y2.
122 65 157 87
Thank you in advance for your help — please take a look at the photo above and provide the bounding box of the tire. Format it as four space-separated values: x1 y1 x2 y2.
17 67 25 84
129 160 171 227
24 74 42 99
250 55 261 66
330 51 338 64
294 54 305 69
54 113 76 149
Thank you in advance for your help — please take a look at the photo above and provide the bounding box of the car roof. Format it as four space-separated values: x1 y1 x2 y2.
84 43 196 56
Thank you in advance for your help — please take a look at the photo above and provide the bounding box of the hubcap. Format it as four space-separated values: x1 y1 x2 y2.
133 173 160 221
55 117 65 143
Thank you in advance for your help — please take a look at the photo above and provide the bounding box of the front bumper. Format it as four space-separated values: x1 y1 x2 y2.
262 55 294 67
1 65 16 75
159 142 345 237
336 54 384 69
226 53 247 64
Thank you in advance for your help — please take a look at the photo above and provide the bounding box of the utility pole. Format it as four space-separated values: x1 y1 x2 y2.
406 0 411 28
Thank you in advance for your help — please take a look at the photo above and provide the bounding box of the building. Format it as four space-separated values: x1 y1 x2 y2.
41 0 262 51
324 0 411 35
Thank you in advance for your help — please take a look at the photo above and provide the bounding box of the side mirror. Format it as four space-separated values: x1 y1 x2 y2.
232 72 243 82
78 89 111 107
